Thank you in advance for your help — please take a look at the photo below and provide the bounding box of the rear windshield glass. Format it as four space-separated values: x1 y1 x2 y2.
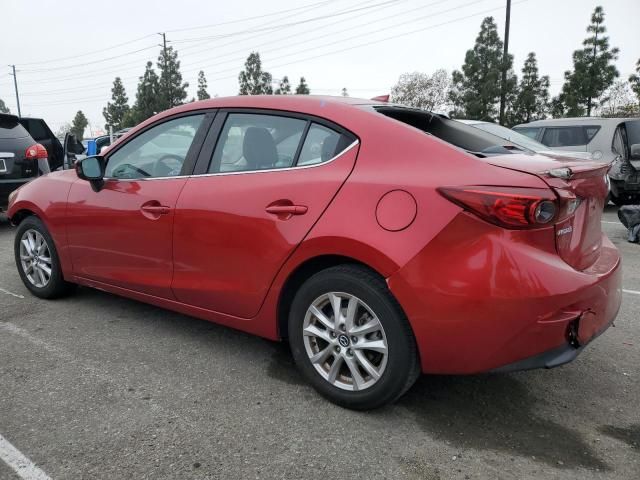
626 120 640 159
0 115 30 139
374 106 531 156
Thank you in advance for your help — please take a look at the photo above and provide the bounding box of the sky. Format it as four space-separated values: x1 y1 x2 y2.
1 0 639 135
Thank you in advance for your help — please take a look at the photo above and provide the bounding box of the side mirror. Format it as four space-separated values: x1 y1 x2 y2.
76 155 105 192
630 144 640 160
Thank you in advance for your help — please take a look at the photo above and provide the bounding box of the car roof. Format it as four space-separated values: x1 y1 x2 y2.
514 117 639 128
118 95 385 144
454 119 484 125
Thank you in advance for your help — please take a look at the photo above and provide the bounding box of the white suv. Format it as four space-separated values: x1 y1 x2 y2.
514 117 640 205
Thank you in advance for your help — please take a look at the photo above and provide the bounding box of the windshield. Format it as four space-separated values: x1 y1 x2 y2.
472 122 551 152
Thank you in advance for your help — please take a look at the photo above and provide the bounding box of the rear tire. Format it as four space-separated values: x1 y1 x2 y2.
288 264 420 410
14 216 76 299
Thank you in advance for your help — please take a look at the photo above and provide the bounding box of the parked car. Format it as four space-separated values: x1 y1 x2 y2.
513 117 640 205
7 96 621 409
82 135 112 155
17 117 65 171
456 119 592 160
0 114 50 211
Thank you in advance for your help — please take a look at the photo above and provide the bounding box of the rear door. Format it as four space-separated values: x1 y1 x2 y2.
171 110 358 318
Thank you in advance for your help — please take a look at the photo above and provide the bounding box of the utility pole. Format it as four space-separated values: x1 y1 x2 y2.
9 65 21 118
159 32 171 109
499 0 511 126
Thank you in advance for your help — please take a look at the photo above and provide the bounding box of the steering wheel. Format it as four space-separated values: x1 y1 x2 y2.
153 154 184 177
111 163 151 179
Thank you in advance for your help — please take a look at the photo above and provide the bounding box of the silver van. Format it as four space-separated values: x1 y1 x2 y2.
513 117 640 205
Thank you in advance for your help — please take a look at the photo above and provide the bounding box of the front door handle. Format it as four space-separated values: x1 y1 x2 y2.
265 205 308 215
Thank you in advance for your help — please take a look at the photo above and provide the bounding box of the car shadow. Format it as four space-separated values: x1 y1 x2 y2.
56 287 611 472
388 374 609 471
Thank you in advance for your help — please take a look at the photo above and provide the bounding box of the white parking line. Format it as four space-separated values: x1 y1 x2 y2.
0 287 24 299
0 434 51 480
601 221 621 225
623 289 640 296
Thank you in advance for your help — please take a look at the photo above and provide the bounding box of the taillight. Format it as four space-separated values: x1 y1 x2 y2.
437 186 558 229
25 143 48 160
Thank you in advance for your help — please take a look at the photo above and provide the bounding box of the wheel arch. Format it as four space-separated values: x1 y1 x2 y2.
276 254 393 340
9 208 38 226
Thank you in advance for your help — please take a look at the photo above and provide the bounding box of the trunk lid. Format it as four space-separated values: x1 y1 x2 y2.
483 153 610 271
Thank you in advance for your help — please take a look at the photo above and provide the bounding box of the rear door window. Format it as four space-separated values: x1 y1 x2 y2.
21 119 49 141
209 113 307 173
513 127 541 140
541 127 588 147
624 120 640 160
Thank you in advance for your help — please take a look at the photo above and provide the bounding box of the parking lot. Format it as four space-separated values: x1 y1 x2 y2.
0 207 638 480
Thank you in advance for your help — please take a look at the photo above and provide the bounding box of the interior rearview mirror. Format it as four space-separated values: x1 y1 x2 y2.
76 155 105 192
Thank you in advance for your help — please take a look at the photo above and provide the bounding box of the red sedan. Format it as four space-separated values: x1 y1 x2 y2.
7 96 622 409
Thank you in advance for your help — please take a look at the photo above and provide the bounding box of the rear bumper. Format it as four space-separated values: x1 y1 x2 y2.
0 177 31 210
388 213 623 375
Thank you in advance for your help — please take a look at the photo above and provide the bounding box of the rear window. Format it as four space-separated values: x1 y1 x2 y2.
375 106 527 156
540 126 600 147
0 115 30 139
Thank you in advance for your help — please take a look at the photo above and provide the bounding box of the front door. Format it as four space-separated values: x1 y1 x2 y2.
66 113 207 298
172 111 358 318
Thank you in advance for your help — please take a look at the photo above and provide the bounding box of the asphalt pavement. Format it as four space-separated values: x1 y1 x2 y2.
0 206 638 480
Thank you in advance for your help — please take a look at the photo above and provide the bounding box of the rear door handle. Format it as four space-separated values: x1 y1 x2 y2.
265 205 308 215
141 204 171 215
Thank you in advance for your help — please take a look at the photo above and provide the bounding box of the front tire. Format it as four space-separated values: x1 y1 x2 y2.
288 264 420 410
14 216 75 299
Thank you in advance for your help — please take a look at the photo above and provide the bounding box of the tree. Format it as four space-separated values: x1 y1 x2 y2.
555 6 619 117
102 77 130 130
629 59 640 108
132 61 162 123
0 99 9 114
55 123 72 138
157 46 189 108
390 69 451 112
295 77 310 95
341 87 349 97
508 53 550 125
274 76 291 95
238 52 273 95
449 17 516 121
597 81 637 117
197 70 210 100
70 111 88 141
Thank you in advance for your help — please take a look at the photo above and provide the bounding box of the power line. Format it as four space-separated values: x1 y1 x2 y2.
11 0 335 68
14 0 395 75
207 0 531 83
15 0 401 90
188 0 487 78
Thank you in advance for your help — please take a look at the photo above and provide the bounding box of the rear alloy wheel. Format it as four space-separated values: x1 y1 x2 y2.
303 292 389 391
288 264 420 410
14 216 75 299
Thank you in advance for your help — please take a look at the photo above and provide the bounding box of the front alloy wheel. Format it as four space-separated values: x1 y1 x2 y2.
19 229 53 288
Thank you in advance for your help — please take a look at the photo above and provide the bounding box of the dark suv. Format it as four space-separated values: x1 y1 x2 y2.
18 117 65 171
0 114 50 211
